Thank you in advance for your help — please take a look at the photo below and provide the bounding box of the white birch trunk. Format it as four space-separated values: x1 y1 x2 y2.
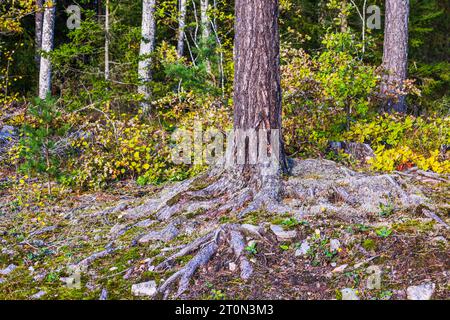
200 0 210 41
177 0 187 58
38 0 56 100
105 0 110 81
200 0 211 72
35 0 44 67
138 0 157 110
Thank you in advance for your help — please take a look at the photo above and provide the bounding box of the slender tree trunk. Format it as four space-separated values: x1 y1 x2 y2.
104 0 110 81
138 0 157 111
229 0 285 174
35 0 44 67
339 0 348 33
177 0 187 58
200 0 210 41
38 0 56 100
200 0 211 73
381 0 410 113
97 0 103 22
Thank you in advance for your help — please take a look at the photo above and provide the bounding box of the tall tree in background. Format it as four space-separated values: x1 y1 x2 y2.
35 0 43 67
177 0 187 58
381 0 410 113
230 0 285 177
38 0 56 99
138 0 157 111
200 0 211 72
200 0 210 41
104 0 110 81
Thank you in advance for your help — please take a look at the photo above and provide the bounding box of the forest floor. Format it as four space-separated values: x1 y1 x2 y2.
0 159 448 300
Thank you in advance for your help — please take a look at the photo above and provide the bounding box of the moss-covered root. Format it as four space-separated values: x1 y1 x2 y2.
156 225 254 298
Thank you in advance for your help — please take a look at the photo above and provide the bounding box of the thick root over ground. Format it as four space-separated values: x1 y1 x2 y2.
100 159 442 297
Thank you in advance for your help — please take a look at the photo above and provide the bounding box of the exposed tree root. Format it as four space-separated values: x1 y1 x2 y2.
68 159 440 297
156 224 254 298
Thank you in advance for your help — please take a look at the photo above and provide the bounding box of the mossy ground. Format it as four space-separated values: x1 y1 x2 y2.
0 167 448 300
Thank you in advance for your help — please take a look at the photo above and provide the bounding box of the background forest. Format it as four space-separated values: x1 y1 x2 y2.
1 0 448 195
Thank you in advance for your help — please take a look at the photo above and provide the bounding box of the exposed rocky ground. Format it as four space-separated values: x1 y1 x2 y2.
0 159 448 300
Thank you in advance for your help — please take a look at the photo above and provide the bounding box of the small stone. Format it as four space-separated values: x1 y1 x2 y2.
0 278 5 284
0 264 17 275
109 267 118 271
131 281 157 297
241 224 261 236
270 225 297 241
229 262 237 272
407 282 435 300
330 262 337 267
30 290 46 300
99 288 108 300
341 288 359 300
295 240 310 256
330 239 341 252
332 264 348 273
34 272 47 282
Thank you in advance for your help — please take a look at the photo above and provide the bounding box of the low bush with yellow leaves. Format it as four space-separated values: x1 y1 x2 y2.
345 114 449 173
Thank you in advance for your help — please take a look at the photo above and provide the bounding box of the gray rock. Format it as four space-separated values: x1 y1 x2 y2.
330 239 341 252
30 290 46 300
34 272 47 282
407 282 435 300
270 225 297 241
0 278 5 284
332 264 348 273
131 281 157 297
295 240 310 256
341 288 359 300
99 288 108 300
241 224 261 236
0 264 17 275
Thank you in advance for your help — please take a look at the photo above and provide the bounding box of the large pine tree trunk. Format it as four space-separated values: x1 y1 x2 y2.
35 0 44 67
177 0 187 58
38 0 56 99
229 0 285 175
381 0 410 113
138 0 156 110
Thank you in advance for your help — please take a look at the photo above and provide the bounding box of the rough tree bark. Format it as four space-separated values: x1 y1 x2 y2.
35 0 44 67
38 0 56 100
138 0 157 110
229 0 285 174
381 0 410 113
177 0 187 58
